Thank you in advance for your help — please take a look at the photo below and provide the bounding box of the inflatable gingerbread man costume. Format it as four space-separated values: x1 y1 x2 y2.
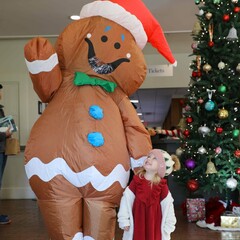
24 0 176 239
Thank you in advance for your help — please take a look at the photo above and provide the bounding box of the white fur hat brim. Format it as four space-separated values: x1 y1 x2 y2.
80 1 147 49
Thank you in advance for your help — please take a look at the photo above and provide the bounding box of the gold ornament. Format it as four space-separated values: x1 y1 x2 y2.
177 117 187 130
206 160 218 174
236 63 240 72
205 12 212 20
218 108 229 119
196 56 201 71
192 21 202 35
203 63 212 73
232 0 238 3
209 23 214 42
175 147 183 157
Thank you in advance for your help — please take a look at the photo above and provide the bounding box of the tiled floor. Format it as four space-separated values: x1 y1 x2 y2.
0 199 240 240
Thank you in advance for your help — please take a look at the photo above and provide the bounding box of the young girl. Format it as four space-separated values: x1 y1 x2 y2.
118 149 179 240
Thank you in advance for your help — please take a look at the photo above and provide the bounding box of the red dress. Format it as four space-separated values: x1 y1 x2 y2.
129 175 169 240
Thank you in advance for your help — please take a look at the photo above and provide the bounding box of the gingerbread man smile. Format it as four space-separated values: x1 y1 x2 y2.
85 33 130 74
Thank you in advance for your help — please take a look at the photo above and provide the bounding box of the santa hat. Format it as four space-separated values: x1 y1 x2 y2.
80 0 176 65
149 149 166 178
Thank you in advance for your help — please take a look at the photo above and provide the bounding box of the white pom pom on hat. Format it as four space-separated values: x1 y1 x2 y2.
80 0 176 65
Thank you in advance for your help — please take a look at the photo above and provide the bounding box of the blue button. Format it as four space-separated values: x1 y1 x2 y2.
89 105 103 120
87 132 104 147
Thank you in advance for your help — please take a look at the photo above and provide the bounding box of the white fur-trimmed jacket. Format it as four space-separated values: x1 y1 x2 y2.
117 186 176 240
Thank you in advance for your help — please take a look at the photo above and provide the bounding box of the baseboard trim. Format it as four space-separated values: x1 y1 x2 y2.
0 187 36 199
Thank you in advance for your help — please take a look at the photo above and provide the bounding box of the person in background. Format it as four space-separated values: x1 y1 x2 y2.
0 84 12 224
118 149 179 240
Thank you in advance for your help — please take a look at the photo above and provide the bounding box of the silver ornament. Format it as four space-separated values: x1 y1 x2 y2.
226 177 238 190
198 126 210 137
198 146 207 154
226 27 238 41
199 9 204 16
218 61 225 70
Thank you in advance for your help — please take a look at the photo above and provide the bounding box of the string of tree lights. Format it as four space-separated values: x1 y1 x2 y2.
173 0 240 200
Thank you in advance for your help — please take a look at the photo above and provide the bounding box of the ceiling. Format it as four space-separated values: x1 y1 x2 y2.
1 0 197 126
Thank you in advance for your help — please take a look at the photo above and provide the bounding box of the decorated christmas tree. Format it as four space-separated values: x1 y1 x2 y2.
173 0 240 200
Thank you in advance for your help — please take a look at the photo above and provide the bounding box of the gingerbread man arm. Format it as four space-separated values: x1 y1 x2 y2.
24 37 62 103
110 88 152 160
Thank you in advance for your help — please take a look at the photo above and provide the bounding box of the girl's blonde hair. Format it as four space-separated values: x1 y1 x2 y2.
137 167 161 185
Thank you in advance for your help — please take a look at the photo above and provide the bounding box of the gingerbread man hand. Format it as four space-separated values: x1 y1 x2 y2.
24 37 62 102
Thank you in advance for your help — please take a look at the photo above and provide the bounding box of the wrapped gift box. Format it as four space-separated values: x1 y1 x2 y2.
221 211 240 228
186 198 205 222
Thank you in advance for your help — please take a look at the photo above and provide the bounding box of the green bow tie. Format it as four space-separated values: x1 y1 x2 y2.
74 72 117 93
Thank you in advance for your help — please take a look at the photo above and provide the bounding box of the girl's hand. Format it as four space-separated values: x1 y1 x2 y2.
124 226 130 231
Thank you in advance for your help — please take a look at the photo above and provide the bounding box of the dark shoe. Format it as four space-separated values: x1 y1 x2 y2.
0 215 11 224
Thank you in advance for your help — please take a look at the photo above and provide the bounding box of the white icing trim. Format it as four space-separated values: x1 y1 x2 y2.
80 1 147 49
25 53 58 74
25 157 129 191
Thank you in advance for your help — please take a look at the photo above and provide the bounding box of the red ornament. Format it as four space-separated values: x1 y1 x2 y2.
183 129 190 137
192 71 197 77
186 117 193 123
234 7 240 13
216 127 223 134
192 71 201 78
234 150 240 158
223 14 230 22
179 99 185 106
208 41 214 47
187 179 199 192
236 168 240 174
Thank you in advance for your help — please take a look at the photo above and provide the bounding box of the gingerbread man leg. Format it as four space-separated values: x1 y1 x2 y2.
83 198 117 240
30 176 84 240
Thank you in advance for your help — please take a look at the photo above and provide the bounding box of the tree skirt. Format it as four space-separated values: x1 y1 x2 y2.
196 220 240 232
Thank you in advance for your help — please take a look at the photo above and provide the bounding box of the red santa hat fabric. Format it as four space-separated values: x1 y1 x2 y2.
80 0 176 65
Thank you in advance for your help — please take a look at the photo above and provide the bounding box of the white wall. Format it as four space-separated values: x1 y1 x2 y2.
0 33 193 199
142 32 193 88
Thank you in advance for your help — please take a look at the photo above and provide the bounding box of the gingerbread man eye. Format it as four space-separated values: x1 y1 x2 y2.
101 35 108 42
114 42 121 49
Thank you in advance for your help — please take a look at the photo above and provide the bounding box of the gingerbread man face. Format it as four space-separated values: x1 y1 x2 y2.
56 16 146 96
